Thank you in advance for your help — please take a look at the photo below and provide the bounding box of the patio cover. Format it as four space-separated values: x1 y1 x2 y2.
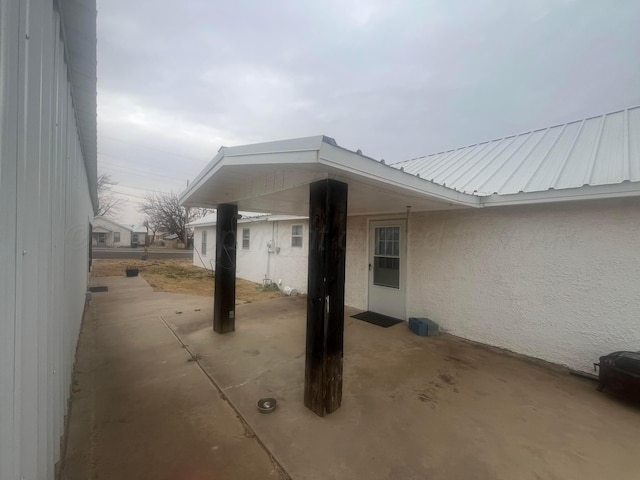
179 135 480 215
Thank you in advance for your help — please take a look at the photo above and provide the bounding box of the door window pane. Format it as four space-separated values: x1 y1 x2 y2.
373 226 400 289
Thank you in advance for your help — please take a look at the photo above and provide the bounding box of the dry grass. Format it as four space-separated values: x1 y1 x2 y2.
91 258 285 302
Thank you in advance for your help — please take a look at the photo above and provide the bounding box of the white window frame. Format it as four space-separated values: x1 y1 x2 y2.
291 224 303 248
201 230 207 256
114 231 120 243
242 228 250 250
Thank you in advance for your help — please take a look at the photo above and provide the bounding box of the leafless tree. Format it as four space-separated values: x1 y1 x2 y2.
139 192 209 248
95 173 124 217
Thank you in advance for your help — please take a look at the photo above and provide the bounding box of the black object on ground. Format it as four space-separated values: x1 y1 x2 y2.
595 351 640 396
125 268 139 277
352 311 403 328
89 286 108 292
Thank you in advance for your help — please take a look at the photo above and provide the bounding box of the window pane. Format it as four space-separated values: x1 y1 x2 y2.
373 256 399 288
292 225 302 236
242 228 250 249
292 236 303 248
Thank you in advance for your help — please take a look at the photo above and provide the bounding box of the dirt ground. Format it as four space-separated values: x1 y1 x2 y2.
91 258 284 302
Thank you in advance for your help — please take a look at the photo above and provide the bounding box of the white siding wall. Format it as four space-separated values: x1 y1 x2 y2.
270 219 309 293
193 226 216 270
344 199 640 373
192 219 309 293
0 1 95 478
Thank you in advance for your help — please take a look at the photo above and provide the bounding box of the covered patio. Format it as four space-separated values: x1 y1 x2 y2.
179 135 481 416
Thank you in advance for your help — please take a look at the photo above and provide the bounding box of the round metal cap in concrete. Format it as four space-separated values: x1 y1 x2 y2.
257 397 277 414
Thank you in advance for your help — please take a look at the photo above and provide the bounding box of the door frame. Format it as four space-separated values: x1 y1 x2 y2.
366 217 408 320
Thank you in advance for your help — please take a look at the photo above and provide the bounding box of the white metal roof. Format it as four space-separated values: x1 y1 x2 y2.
393 106 640 196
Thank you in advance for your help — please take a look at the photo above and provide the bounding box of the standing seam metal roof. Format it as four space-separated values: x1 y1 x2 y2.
393 106 640 196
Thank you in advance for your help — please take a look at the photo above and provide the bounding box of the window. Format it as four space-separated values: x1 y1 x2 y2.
291 224 303 248
114 232 120 243
242 228 250 250
373 226 400 289
201 230 207 255
132 233 139 243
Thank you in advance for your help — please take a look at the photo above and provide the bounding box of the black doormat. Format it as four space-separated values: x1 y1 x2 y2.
351 311 403 328
89 286 108 292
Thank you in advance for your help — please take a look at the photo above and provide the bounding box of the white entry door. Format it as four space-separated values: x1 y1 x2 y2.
368 219 406 320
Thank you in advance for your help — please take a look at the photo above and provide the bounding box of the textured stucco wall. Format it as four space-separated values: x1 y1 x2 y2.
406 198 640 372
345 216 368 310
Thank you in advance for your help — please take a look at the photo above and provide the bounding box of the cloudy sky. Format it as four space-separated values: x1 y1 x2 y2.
97 0 640 223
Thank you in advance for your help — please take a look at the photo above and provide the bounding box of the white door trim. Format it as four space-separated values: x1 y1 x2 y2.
367 218 407 320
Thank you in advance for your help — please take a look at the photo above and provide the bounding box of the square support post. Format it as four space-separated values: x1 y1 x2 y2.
214 203 238 334
305 179 348 416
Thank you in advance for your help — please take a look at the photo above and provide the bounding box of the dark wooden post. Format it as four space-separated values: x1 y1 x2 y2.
214 203 238 334
305 179 348 416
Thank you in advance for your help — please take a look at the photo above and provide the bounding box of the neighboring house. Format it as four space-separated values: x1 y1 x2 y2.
162 233 182 249
0 1 97 478
181 106 640 374
190 213 309 292
91 216 147 247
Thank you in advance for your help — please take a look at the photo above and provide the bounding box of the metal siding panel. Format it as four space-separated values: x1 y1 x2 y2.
0 2 95 477
18 0 46 477
0 0 21 477
630 107 640 182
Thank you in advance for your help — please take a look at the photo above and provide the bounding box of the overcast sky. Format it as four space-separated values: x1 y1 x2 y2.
97 0 640 223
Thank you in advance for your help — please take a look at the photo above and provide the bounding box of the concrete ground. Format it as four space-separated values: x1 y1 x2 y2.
63 276 640 480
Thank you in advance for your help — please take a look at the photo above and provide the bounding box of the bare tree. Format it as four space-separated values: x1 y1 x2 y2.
95 173 124 217
139 192 208 248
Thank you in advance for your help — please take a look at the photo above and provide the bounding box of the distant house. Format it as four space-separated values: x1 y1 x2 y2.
181 106 640 374
92 216 147 247
190 213 309 293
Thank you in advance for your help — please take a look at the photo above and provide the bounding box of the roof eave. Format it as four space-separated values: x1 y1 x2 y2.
481 182 640 207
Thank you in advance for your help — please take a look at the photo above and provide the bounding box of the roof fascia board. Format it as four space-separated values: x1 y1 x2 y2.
179 148 319 205
481 182 640 206
318 143 481 208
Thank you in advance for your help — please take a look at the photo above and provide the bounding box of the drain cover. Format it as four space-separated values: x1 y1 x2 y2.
257 397 277 414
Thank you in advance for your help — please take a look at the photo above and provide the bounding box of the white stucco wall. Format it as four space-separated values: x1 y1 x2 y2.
345 216 368 310
404 198 640 373
342 199 640 373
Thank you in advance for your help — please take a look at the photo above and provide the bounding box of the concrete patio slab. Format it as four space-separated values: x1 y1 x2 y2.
64 274 640 480
62 275 287 480
166 295 640 480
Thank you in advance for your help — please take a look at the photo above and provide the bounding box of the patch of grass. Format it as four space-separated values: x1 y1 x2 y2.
92 258 284 302
258 283 281 292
